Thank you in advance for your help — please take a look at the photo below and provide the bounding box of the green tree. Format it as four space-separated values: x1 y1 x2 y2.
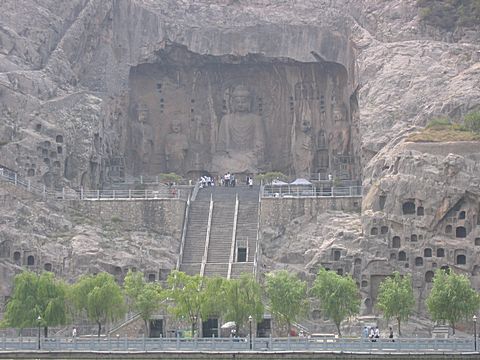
2 271 68 337
376 272 415 336
257 171 287 184
166 271 204 337
311 268 360 337
70 272 126 337
265 270 307 336
426 269 480 334
465 111 480 134
159 172 182 184
222 274 264 334
200 276 228 320
124 270 165 335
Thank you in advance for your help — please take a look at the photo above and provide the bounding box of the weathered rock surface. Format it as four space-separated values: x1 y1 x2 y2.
0 182 182 312
0 0 479 333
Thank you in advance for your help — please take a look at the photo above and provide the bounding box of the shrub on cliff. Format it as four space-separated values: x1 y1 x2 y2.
417 0 480 30
464 111 480 134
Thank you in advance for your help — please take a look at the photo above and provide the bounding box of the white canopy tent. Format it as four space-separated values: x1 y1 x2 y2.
290 178 313 186
271 179 289 186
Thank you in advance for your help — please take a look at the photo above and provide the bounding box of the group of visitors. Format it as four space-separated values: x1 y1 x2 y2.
363 326 394 341
200 176 214 188
198 173 254 188
221 172 236 187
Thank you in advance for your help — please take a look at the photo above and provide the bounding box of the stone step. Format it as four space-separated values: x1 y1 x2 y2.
230 262 254 278
203 263 229 277
179 263 201 276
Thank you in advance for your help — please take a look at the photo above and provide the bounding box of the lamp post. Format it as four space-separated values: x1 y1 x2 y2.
474 315 477 351
37 315 42 350
248 315 253 350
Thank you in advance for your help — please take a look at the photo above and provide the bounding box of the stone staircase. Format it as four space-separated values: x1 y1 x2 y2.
179 185 260 278
179 200 210 275
205 200 235 277
236 200 258 262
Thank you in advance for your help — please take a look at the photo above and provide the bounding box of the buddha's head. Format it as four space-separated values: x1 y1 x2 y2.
170 120 182 134
231 85 251 113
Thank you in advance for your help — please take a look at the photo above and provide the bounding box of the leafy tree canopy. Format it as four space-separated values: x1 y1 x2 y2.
166 271 204 336
70 272 126 337
426 269 480 334
265 270 307 335
222 274 264 334
2 271 68 336
124 270 165 335
310 268 360 337
376 272 415 336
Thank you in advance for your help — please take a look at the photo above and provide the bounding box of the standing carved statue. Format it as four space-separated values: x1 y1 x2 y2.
164 120 188 173
213 85 266 174
138 105 154 173
293 118 314 178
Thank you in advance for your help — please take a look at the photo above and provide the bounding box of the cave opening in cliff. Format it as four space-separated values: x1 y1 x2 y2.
121 44 360 181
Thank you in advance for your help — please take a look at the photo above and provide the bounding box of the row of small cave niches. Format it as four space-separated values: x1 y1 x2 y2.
388 248 468 267
370 230 478 244
9 252 54 271
359 267 451 292
7 252 171 283
111 266 171 283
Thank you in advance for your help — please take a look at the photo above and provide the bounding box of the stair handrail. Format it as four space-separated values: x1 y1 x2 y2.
176 192 191 270
200 193 214 277
253 186 263 279
190 181 201 201
227 193 239 279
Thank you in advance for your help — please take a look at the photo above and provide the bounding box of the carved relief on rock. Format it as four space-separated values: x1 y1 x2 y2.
127 49 359 179
164 119 189 174
136 104 155 173
213 85 266 174
293 116 314 178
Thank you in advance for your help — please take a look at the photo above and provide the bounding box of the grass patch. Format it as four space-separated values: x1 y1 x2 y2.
407 127 480 142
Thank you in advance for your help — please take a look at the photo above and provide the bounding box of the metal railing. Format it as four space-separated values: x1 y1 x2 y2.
262 186 362 198
0 168 182 201
0 335 475 353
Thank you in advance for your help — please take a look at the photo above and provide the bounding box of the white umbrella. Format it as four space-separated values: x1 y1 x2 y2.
290 178 312 185
221 321 236 329
271 179 289 186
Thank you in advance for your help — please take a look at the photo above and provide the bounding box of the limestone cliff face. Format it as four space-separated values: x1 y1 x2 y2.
0 0 479 328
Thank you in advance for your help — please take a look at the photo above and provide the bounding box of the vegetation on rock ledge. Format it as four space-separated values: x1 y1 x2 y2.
417 0 480 30
407 112 480 142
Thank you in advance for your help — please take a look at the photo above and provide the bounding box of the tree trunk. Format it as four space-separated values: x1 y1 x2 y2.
97 322 102 337
192 322 195 338
44 326 48 338
287 321 291 337
397 317 401 336
452 323 456 335
144 319 149 337
336 322 342 337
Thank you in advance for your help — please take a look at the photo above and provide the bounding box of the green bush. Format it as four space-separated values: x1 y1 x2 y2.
451 124 468 132
257 171 287 184
159 172 182 184
417 0 480 30
464 111 480 134
426 117 451 129
111 216 123 223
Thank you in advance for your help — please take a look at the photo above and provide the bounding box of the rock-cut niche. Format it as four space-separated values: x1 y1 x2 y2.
125 45 360 179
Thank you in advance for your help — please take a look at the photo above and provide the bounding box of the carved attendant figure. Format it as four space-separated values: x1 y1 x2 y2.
214 85 266 173
164 120 188 173
293 118 314 177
